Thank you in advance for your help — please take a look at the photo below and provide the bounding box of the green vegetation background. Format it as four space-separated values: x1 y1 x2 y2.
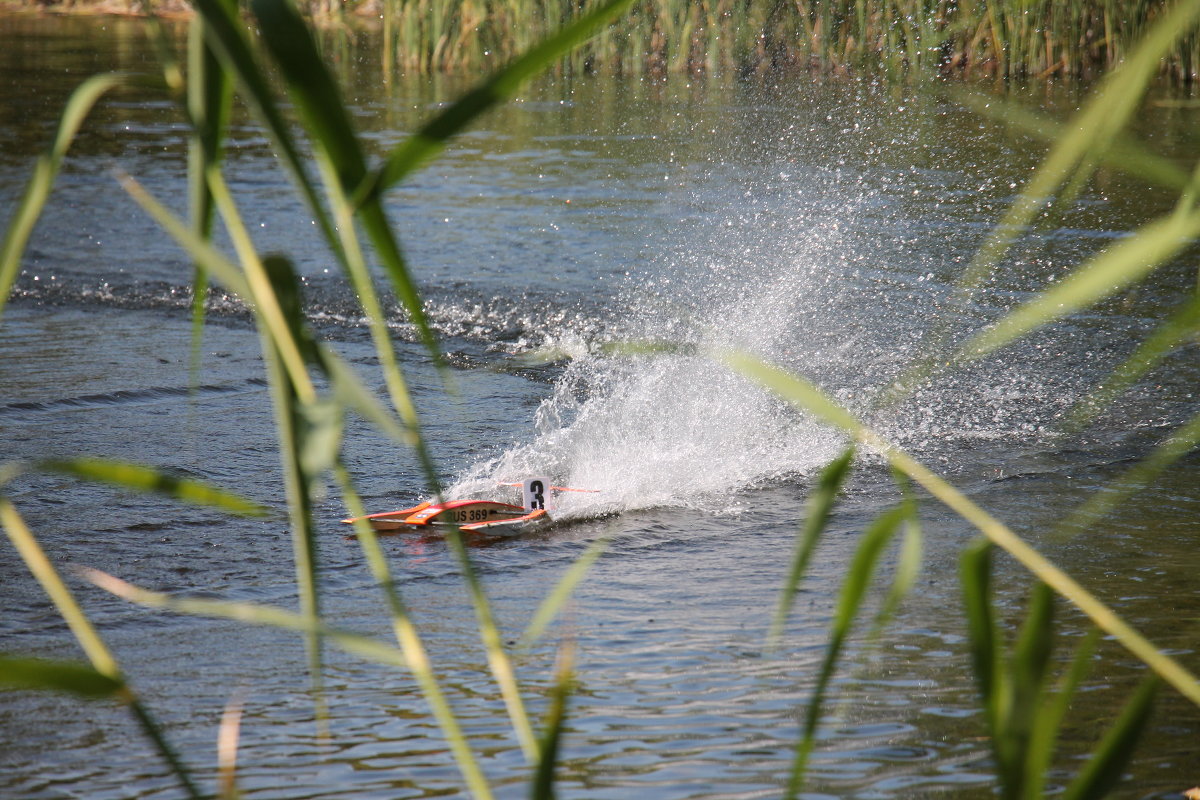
2 0 1196 80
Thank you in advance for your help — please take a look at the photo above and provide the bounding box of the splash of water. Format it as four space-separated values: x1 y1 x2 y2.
448 163 881 518
445 93 1127 519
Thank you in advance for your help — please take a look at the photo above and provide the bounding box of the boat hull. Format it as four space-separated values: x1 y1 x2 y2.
343 499 548 533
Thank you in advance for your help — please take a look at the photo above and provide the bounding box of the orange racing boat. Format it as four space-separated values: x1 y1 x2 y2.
342 477 594 533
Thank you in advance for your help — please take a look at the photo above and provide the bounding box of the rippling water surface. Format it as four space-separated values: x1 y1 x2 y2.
2 14 1200 799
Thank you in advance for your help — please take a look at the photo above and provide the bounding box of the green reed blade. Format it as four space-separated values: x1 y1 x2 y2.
890 441 1200 707
251 0 367 195
959 539 1001 733
768 446 855 649
1059 404 1200 538
1023 628 1100 799
358 200 446 383
869 515 923 636
519 531 610 651
118 170 317 404
117 171 250 297
714 347 1200 707
0 655 125 698
186 0 349 272
786 502 907 799
248 0 443 488
328 178 443 489
298 397 343 489
267 270 344 485
321 346 420 447
960 205 1200 361
362 0 636 198
887 0 1200 403
242 0 641 764
719 351 864 435
26 457 267 517
133 0 184 96
83 566 413 669
260 256 327 724
251 0 443 372
531 643 575 800
1010 581 1055 718
957 93 1190 193
444 525 539 761
1003 581 1056 791
357 208 444 478
870 469 922 638
186 6 235 383
1064 293 1200 431
335 467 495 800
2 500 119 679
1061 676 1160 800
97 503 496 800
960 546 1149 799
1 502 203 800
0 72 127 322
130 699 206 800
270 191 522 769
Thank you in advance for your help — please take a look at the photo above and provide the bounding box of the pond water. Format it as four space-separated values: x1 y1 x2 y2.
2 13 1200 799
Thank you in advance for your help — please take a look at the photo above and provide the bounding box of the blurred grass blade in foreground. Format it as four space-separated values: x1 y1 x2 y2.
187 0 348 270
245 0 443 495
786 502 909 799
531 642 576 800
961 541 1160 798
251 0 441 373
363 0 637 196
24 458 267 517
519 531 611 651
1065 293 1200 431
869 469 922 637
186 0 235 378
1062 676 1160 800
960 0 1200 297
0 655 125 698
260 255 334 721
0 501 202 799
886 0 1200 402
768 446 855 648
959 207 1200 362
337 473 495 798
1057 406 1200 539
0 73 128 321
91 557 497 798
713 347 1200 707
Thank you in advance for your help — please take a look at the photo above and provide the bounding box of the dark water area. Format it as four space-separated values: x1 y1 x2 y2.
2 13 1200 799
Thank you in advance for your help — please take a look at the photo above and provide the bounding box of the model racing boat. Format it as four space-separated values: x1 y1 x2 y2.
343 477 591 533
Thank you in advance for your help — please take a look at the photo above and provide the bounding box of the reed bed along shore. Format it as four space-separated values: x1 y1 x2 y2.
3 0 1197 80
371 0 1196 79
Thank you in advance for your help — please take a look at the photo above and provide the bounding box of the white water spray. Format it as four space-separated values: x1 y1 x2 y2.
448 161 880 518
446 91 1106 519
